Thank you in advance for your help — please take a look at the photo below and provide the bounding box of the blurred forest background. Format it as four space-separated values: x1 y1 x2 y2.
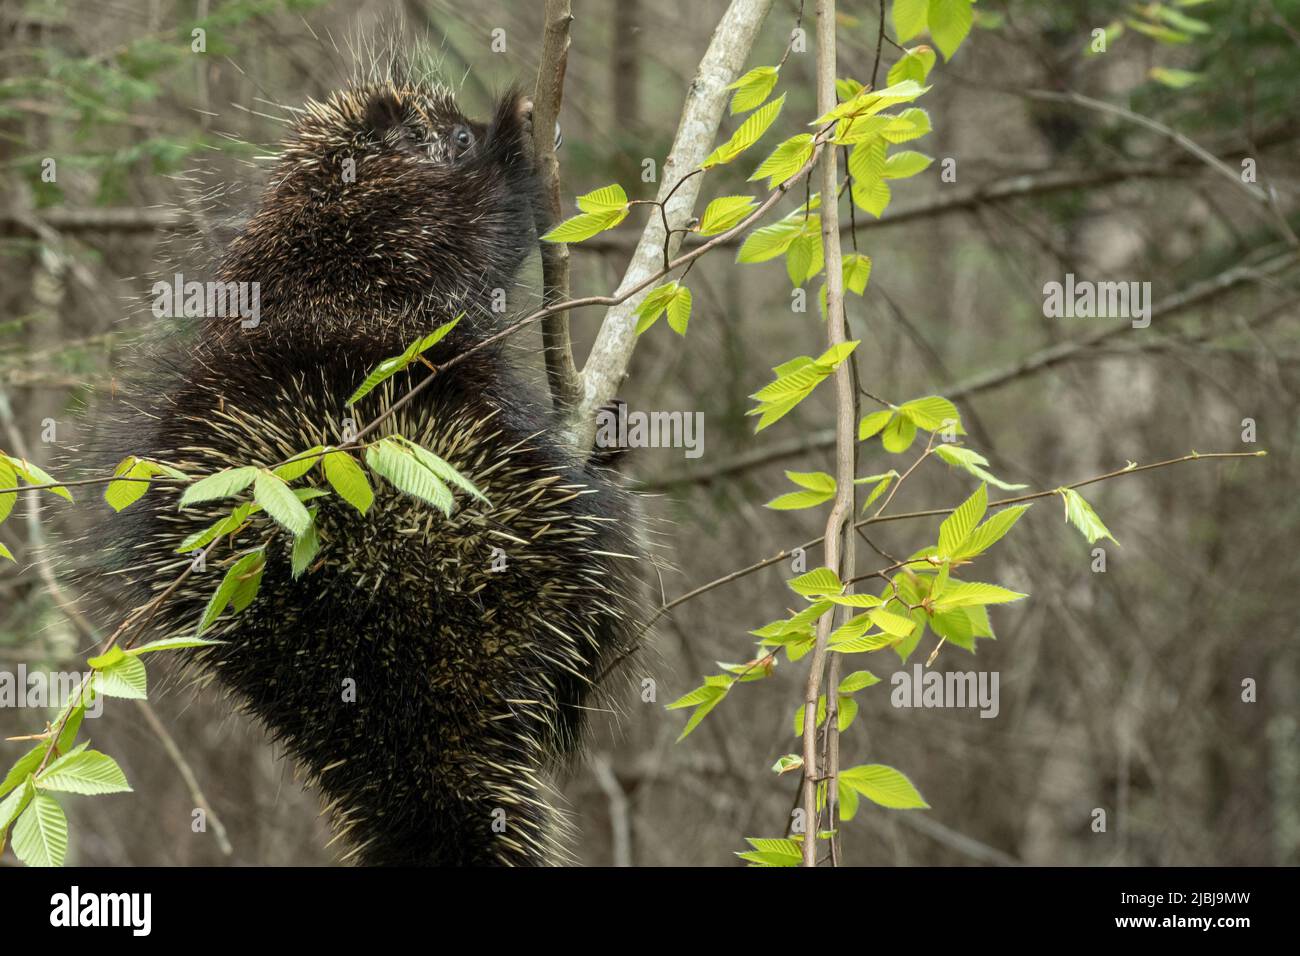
1 0 1298 866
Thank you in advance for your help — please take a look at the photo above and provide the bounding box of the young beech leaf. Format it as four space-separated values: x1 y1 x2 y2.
128 636 225 655
933 444 1027 490
0 459 17 523
365 439 453 515
322 450 374 514
766 471 836 510
393 439 486 503
179 466 257 507
727 66 780 114
736 837 803 867
892 0 930 42
698 195 759 235
703 94 786 168
291 508 321 579
953 504 1031 560
749 133 816 190
1058 487 1119 545
4 455 72 502
838 670 880 693
788 566 845 599
928 0 975 60
198 549 266 634
938 483 987 557
37 750 131 796
12 791 68 867
884 150 934 179
347 317 461 404
104 456 184 512
634 282 692 336
887 46 937 86
273 446 325 482
94 655 148 700
882 108 932 144
840 764 929 809
575 183 630 215
253 469 311 537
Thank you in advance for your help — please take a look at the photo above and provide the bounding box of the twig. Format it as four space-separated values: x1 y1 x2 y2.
800 0 848 867
532 0 582 413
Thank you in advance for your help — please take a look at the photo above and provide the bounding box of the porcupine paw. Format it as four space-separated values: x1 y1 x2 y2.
590 397 631 468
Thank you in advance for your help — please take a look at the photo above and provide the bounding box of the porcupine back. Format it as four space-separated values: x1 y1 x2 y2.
74 68 647 865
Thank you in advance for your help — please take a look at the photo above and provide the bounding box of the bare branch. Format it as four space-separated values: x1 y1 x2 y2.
532 0 582 412
800 0 848 867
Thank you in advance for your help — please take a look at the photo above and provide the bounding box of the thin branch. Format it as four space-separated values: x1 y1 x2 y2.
532 0 582 412
800 0 848 867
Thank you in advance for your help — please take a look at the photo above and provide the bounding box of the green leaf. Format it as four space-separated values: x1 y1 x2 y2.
884 150 933 179
869 607 916 637
766 471 836 510
953 504 1031 560
785 230 823 286
881 413 918 453
893 0 930 42
842 253 873 295
322 450 374 515
542 208 628 244
736 218 803 264
703 93 786 168
198 548 265 634
838 670 880 693
882 107 932 144
837 694 859 731
794 695 829 736
938 483 987 557
788 567 844 599
104 457 154 512
253 469 311 537
748 132 815 190
365 439 453 515
698 195 759 235
346 317 462 404
12 792 67 866
858 409 894 440
575 183 630 214
94 655 148 700
37 750 131 796
4 456 72 502
840 763 929 808
291 509 321 578
0 781 32 838
0 459 16 523
178 466 257 508
0 745 45 800
392 438 487 503
672 685 728 742
127 636 225 655
930 580 1028 611
858 470 896 510
899 395 964 433
635 282 692 336
928 0 974 60
0 542 12 562
727 66 779 114
1150 67 1201 89
273 445 325 481
1058 487 1118 545
851 177 892 217
887 46 937 86
933 444 1027 490
176 503 253 553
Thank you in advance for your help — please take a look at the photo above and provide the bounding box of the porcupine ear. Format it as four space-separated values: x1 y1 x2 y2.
364 88 405 139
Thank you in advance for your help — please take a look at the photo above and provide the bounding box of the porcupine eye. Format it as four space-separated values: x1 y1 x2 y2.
448 124 474 161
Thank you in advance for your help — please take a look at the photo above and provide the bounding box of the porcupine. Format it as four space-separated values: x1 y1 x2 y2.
79 67 646 865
